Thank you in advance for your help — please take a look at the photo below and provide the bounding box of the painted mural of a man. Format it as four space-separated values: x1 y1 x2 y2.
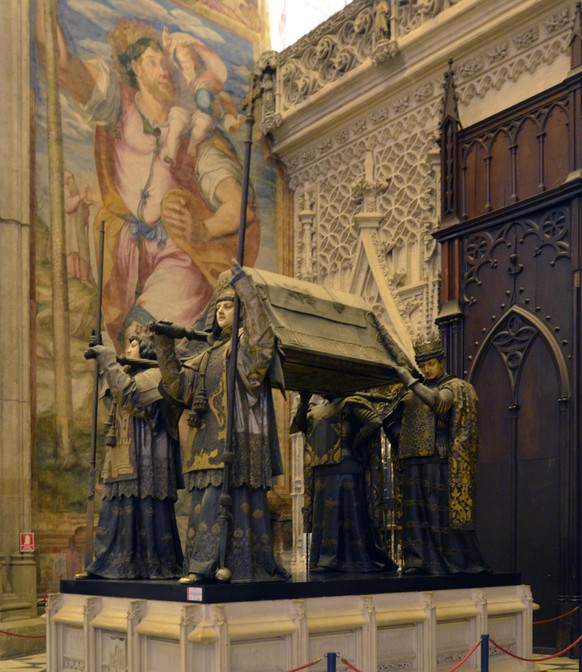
36 3 259 349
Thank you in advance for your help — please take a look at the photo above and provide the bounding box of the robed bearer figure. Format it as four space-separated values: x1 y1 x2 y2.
292 392 398 574
82 331 184 579
150 261 289 583
384 337 490 576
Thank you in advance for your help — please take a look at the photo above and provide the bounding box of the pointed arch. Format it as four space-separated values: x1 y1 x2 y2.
468 305 570 401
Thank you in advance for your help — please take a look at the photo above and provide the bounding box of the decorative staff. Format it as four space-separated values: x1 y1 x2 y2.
84 220 105 569
215 71 262 582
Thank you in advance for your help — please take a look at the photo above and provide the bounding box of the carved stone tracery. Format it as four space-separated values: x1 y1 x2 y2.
290 97 441 333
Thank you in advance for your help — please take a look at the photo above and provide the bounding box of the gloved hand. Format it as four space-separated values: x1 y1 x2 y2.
88 330 103 347
230 258 246 285
84 344 106 360
148 320 188 339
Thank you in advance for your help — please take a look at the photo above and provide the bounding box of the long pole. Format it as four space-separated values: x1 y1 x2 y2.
44 0 77 467
84 221 105 569
215 75 259 581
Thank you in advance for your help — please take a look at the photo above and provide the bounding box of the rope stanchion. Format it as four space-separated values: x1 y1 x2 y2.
326 652 337 672
0 629 46 639
444 637 482 672
533 604 581 625
481 634 489 672
286 631 582 672
491 632 582 662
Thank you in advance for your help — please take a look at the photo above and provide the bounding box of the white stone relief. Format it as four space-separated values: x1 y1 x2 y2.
513 26 540 51
457 56 485 79
101 639 126 672
46 592 63 615
288 95 442 334
455 7 571 104
213 604 227 628
377 662 414 672
487 44 509 64
279 0 375 111
457 36 569 105
276 0 472 113
291 599 306 623
180 605 198 628
546 8 572 33
48 589 535 672
63 656 85 671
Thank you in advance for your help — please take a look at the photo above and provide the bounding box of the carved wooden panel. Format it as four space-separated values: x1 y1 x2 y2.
459 94 571 219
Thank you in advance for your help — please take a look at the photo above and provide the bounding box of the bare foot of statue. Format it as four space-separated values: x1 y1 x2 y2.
74 571 97 580
179 573 202 584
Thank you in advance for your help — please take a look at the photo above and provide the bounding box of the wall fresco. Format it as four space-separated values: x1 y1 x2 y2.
32 0 275 588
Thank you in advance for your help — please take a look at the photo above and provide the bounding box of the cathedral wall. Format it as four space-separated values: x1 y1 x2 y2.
270 0 573 342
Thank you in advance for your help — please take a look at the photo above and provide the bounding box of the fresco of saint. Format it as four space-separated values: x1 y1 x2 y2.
36 0 262 350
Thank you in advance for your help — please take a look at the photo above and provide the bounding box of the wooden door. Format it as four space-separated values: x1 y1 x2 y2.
460 202 573 649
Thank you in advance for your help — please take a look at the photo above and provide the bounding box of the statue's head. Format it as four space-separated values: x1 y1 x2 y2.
209 273 238 339
126 324 157 360
413 334 445 381
215 297 235 331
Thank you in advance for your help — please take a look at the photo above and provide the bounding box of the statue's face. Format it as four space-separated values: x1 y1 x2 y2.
126 338 140 359
216 300 235 330
418 357 444 381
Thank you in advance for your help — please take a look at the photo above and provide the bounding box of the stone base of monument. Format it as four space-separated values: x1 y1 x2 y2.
47 573 532 672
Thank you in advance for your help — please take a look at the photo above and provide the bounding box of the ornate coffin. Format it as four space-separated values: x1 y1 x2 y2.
243 267 409 394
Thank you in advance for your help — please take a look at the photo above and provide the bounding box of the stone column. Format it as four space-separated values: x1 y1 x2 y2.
0 0 35 620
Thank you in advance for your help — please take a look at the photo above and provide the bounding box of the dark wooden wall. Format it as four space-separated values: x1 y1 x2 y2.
435 30 582 649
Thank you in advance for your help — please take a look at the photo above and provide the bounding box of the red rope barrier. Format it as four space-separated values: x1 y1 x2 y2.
445 637 482 672
337 639 482 672
285 657 323 672
339 656 363 672
533 604 581 625
0 629 46 639
490 633 582 663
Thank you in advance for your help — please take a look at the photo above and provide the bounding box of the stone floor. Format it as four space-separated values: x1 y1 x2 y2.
0 652 579 671
0 654 46 670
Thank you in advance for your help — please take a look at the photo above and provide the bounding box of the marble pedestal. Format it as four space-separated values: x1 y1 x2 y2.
47 573 536 672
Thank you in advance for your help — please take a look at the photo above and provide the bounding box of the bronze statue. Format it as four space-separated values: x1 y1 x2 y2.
292 392 398 574
150 261 289 583
82 331 184 579
384 337 490 575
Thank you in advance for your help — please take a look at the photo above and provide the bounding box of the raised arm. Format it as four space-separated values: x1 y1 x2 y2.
36 0 100 105
391 365 453 415
231 262 276 394
149 322 197 406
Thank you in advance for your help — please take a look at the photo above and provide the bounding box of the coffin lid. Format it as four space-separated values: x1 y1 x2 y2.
239 267 408 395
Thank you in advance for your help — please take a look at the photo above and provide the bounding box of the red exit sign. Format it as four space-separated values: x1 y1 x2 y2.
20 533 35 552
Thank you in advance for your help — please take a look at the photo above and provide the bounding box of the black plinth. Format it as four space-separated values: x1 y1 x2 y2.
60 571 521 605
